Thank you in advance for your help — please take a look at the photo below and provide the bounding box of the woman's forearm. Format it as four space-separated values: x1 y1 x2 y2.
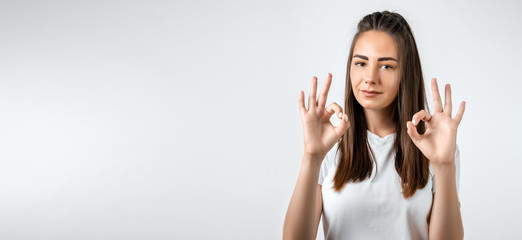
429 163 464 240
283 154 323 240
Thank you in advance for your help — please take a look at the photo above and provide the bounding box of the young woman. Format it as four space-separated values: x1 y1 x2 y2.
283 11 465 240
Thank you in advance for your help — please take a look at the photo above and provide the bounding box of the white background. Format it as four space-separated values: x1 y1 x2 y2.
1 0 521 239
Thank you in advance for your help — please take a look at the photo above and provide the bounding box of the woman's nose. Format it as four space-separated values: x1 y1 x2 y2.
364 67 378 85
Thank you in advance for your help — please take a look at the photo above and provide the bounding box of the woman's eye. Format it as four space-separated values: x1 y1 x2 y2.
381 65 393 70
355 62 366 67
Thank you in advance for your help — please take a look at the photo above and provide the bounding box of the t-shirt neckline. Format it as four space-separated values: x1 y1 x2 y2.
367 130 396 143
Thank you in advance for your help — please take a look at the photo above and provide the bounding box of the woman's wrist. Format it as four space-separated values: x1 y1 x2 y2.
432 160 456 173
301 153 325 167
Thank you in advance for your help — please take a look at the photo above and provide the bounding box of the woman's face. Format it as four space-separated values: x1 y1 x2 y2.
350 30 401 111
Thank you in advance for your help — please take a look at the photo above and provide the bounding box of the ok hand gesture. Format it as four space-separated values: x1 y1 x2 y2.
298 73 350 160
406 78 466 168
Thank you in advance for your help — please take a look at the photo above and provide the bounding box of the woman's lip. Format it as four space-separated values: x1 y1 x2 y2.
361 90 381 97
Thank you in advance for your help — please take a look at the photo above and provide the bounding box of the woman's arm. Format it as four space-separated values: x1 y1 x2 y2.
283 154 324 240
428 163 464 240
285 73 349 239
406 78 466 239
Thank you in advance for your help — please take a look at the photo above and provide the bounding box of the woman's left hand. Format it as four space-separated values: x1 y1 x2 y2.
406 78 466 168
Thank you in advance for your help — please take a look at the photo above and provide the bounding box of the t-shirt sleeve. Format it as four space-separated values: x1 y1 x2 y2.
431 145 461 205
455 145 460 195
318 144 338 186
318 153 329 185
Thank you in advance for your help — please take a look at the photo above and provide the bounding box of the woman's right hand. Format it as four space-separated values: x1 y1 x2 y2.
298 73 350 160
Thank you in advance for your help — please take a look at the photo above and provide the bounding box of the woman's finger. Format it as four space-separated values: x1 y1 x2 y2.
444 84 452 116
324 102 349 139
453 101 466 124
324 102 344 119
298 90 307 114
431 78 443 112
411 110 432 127
334 113 350 138
406 121 422 143
317 73 332 110
308 76 318 110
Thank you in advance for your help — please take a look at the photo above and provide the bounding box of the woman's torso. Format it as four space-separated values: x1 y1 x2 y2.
319 131 434 240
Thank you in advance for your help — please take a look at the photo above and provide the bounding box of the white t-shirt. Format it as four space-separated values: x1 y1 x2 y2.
318 130 460 240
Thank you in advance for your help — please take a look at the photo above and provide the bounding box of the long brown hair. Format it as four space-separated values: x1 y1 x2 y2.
332 11 429 198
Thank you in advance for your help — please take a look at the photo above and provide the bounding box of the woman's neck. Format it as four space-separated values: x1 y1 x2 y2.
363 105 396 138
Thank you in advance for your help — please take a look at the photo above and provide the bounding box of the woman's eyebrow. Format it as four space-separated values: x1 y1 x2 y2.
353 54 397 62
377 57 398 62
353 54 369 60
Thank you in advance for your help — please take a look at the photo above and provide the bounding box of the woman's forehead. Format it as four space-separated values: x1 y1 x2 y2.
353 31 398 59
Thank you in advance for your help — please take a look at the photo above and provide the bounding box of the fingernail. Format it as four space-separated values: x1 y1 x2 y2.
338 112 342 118
412 120 416 126
406 122 409 129
344 115 348 122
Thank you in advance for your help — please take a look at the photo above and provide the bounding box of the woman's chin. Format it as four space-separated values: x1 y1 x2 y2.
357 99 379 109
355 96 395 111
358 101 388 110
